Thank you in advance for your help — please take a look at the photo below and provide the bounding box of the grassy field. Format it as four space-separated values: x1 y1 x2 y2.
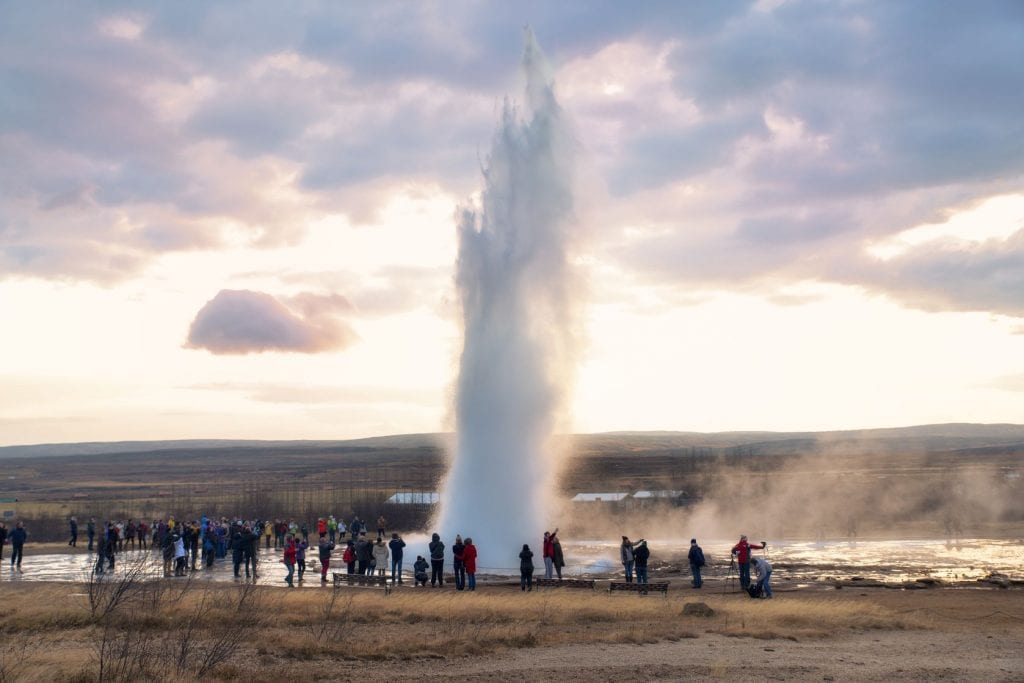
0 574 943 683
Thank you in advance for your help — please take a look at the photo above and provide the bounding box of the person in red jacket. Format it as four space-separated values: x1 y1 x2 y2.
542 527 558 579
282 535 297 588
731 534 766 591
463 537 478 591
317 517 328 538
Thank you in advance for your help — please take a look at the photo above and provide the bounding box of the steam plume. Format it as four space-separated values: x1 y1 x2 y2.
437 31 576 569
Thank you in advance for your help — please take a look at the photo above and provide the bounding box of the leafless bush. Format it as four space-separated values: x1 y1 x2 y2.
82 552 156 622
304 587 355 641
160 581 267 679
94 619 156 683
0 636 34 683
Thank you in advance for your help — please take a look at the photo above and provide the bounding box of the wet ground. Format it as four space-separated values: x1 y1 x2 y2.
3 537 1022 588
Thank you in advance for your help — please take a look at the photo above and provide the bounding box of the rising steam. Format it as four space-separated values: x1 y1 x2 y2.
436 31 577 570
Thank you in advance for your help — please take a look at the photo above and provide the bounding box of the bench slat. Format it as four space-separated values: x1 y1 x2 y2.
534 578 595 589
608 581 669 594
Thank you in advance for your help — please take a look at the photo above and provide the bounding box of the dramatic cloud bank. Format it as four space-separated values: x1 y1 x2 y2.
2 1 1020 319
186 289 356 354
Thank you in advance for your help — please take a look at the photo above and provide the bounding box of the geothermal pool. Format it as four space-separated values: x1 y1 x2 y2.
2 537 1021 587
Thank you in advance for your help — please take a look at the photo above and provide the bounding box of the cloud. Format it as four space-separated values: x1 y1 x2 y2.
842 229 1024 317
185 289 357 354
2 0 1022 322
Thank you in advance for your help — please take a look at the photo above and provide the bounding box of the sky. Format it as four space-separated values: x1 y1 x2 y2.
1 1 1023 446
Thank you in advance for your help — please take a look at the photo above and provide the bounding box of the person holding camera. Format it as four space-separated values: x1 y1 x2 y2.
731 535 765 591
751 556 773 598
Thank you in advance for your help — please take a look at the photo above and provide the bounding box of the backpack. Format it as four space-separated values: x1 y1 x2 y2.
747 583 763 599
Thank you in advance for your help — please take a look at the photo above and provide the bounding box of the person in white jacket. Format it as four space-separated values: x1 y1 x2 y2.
372 537 389 577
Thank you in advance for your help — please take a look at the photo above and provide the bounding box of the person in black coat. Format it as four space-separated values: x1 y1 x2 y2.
687 538 706 588
428 533 445 587
519 543 534 591
633 539 650 586
10 522 28 570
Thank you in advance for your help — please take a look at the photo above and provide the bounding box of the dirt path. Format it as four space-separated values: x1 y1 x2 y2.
359 630 1022 682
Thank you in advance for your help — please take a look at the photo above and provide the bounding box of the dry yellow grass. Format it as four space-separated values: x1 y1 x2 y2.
0 582 925 682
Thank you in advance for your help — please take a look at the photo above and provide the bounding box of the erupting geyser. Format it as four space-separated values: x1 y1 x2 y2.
436 31 577 570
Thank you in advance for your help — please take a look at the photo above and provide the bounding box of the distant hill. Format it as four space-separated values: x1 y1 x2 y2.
2 424 1023 460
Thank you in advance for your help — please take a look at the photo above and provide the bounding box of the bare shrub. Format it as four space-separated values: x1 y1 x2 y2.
304 587 355 641
82 552 156 622
0 636 33 683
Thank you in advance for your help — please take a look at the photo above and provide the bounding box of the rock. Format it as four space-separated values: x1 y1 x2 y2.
978 575 1011 589
682 602 715 617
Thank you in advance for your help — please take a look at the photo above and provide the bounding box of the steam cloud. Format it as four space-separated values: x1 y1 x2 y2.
436 32 577 569
186 288 356 354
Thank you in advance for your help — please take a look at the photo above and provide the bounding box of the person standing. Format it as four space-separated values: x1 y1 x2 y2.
264 520 273 550
318 534 335 583
86 518 95 551
620 536 635 583
452 535 466 590
551 531 565 580
94 530 108 574
731 535 766 591
751 556 773 598
519 543 534 591
327 515 338 544
282 535 297 587
0 522 7 562
68 517 78 547
542 529 557 579
463 537 478 590
633 538 650 586
242 524 258 578
103 523 116 572
342 540 356 574
428 532 445 587
372 537 389 577
354 533 371 575
388 532 406 584
296 537 309 581
230 524 246 578
687 538 705 588
10 521 27 570
173 531 187 576
376 515 387 539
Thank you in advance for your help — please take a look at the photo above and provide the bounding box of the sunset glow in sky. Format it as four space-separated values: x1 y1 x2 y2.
2 2 1022 445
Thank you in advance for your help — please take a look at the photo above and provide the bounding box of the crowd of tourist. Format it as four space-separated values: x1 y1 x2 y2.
1 517 770 597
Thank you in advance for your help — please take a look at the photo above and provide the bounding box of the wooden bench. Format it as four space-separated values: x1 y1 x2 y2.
333 573 391 594
608 581 669 595
534 578 596 590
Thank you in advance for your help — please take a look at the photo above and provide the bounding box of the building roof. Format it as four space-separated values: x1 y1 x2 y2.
632 490 687 499
385 492 440 505
571 492 629 502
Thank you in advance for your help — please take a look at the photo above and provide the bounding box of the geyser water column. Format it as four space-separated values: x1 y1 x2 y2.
436 33 576 570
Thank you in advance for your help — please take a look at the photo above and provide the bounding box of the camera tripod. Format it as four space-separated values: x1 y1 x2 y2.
722 557 738 595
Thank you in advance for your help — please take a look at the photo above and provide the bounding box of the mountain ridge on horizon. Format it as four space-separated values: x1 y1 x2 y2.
3 422 1024 460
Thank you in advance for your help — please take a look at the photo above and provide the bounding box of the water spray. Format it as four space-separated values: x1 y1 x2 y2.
435 29 577 570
